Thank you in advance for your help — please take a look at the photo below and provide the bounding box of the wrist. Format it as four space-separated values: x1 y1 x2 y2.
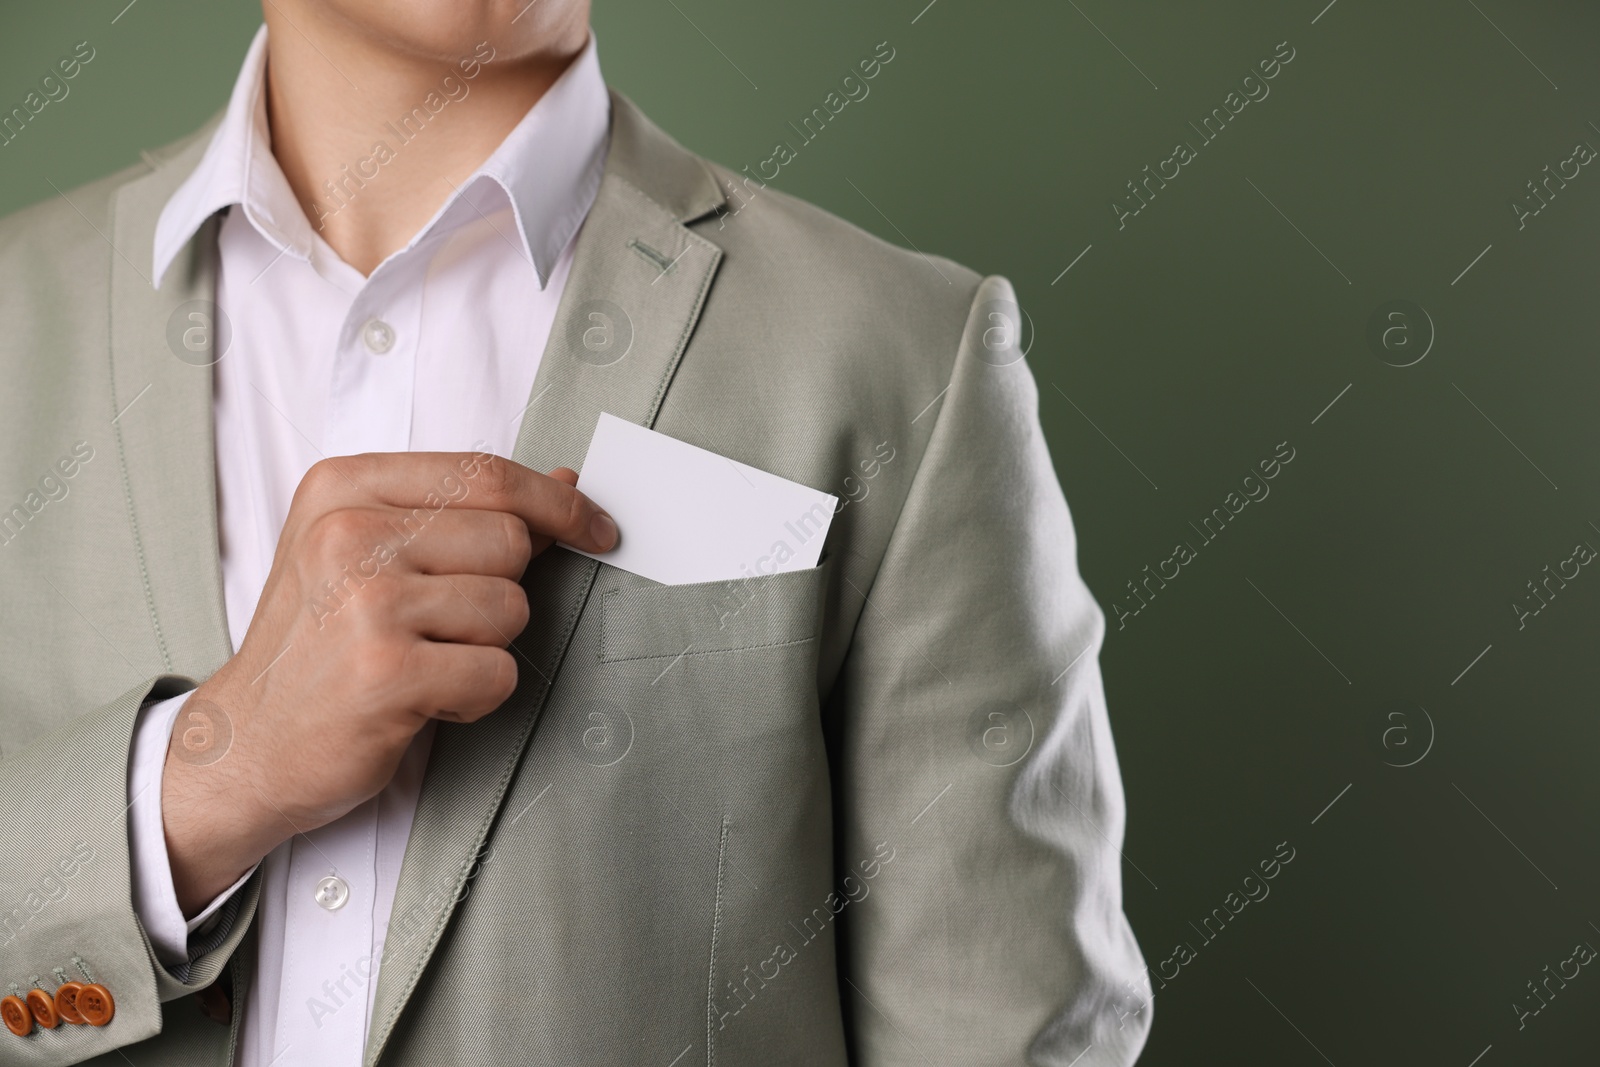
162 748 277 916
161 683 281 916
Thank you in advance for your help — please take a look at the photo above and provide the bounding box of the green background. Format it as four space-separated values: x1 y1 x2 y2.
4 1 1598 1062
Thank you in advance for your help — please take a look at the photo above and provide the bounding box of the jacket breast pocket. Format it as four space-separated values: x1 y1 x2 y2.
598 555 831 663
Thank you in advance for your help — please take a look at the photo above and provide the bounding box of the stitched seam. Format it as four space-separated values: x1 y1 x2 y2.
600 587 618 661
635 221 720 427
834 276 989 629
106 184 172 673
609 160 726 226
369 559 603 1064
600 582 807 658
223 943 244 1061
612 170 698 225
605 635 816 664
600 567 826 662
706 814 731 1067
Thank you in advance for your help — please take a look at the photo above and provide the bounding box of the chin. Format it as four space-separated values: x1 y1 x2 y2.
312 0 590 64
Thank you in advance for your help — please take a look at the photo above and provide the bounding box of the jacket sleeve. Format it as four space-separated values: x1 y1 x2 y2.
831 275 1153 1066
0 674 260 1065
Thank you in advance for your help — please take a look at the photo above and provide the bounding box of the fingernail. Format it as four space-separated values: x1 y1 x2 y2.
590 512 618 550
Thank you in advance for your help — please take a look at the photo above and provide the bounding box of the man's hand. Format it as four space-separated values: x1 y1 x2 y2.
161 451 617 915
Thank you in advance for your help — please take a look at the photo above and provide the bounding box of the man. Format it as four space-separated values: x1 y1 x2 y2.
0 0 1152 1063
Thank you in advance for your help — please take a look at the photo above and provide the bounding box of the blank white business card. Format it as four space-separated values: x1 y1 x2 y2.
565 412 837 586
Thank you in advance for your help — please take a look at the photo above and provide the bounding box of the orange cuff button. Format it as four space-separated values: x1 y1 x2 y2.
25 990 58 1029
77 984 114 1027
0 995 30 1037
53 982 85 1025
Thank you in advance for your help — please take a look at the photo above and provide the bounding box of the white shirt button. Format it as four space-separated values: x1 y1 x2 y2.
314 874 350 911
362 319 395 354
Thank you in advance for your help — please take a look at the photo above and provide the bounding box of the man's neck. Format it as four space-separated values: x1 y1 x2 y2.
262 3 587 276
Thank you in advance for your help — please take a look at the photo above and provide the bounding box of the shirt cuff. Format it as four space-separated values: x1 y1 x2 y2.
128 690 258 969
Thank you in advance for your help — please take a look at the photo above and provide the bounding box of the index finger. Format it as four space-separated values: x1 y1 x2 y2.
312 452 618 554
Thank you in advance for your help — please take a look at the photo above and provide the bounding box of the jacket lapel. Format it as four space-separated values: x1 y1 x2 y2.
363 92 726 1063
107 121 235 680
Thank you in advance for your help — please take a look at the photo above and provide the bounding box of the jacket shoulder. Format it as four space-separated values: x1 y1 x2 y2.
0 115 217 287
0 159 150 288
688 159 998 414
699 159 983 313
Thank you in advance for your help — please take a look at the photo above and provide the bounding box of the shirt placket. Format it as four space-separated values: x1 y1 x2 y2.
324 268 423 459
269 259 424 1062
271 800 380 1060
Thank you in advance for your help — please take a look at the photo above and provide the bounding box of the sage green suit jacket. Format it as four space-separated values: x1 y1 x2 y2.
0 93 1151 1066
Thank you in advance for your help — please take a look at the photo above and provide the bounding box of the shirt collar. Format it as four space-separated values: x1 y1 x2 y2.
152 25 610 290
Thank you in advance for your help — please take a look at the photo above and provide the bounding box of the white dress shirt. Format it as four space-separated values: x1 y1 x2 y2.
126 24 609 1066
